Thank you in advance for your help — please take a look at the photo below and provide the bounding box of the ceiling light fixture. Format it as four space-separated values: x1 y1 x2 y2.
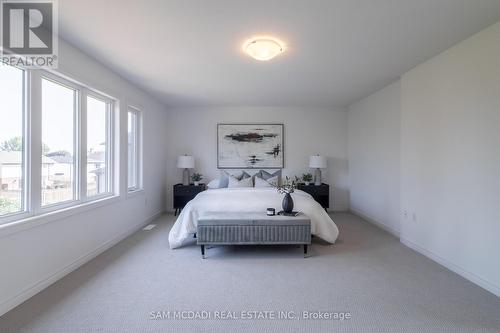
243 37 284 61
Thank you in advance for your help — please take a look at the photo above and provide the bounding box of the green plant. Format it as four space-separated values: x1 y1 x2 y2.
0 197 21 215
302 173 313 182
0 136 50 154
275 176 299 194
191 173 203 182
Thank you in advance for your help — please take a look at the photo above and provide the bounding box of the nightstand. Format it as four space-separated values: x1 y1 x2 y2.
173 183 206 216
297 183 329 210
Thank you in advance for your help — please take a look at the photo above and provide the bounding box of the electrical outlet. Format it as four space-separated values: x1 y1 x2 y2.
412 213 417 223
403 210 408 219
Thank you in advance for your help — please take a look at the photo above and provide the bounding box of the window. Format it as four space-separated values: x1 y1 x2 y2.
127 107 141 191
86 95 111 197
0 65 117 225
0 65 26 216
41 78 77 206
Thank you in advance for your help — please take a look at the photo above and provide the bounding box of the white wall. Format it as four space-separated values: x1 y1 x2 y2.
0 40 169 315
348 81 401 236
164 107 349 211
400 21 500 296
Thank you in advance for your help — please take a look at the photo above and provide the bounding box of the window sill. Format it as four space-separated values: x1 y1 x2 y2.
126 189 144 198
0 195 120 239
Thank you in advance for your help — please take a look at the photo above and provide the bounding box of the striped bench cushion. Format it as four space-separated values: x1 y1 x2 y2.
197 213 311 245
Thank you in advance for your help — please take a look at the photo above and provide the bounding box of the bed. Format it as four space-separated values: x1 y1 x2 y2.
168 187 339 249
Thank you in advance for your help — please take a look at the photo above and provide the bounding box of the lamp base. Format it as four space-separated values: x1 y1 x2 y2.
182 168 190 186
314 168 321 186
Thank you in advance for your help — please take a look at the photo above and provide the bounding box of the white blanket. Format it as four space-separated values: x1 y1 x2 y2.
168 188 339 249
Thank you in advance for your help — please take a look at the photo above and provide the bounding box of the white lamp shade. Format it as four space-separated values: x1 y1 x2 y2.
177 155 195 169
309 155 327 169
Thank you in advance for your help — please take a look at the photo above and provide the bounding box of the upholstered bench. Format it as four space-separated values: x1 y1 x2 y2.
197 212 311 258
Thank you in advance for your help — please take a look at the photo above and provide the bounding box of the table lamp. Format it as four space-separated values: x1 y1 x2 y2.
177 155 195 185
309 155 326 186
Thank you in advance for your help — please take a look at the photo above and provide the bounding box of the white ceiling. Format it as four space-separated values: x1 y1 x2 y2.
59 0 500 108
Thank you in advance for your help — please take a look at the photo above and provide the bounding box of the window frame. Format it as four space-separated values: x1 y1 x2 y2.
0 67 118 225
39 73 80 211
84 91 114 200
127 106 142 193
0 65 31 223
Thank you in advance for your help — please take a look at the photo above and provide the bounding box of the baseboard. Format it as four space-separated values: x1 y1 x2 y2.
401 237 500 298
0 210 164 317
351 208 500 297
331 206 349 212
349 208 400 238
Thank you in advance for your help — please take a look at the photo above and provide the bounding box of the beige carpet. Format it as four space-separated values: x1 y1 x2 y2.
1 213 499 333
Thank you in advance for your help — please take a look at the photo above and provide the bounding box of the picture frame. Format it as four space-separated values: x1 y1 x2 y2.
217 123 284 169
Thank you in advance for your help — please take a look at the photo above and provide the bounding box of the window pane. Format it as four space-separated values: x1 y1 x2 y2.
87 96 109 196
41 78 76 206
127 111 138 189
0 65 24 216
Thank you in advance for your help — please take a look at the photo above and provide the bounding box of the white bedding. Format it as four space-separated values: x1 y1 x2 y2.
168 188 339 249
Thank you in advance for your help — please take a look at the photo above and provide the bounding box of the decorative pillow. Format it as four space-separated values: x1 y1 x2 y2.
227 175 253 188
241 171 252 179
207 178 221 189
219 170 251 188
258 170 282 185
254 175 278 187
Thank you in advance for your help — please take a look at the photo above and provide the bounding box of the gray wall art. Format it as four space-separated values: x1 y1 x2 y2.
217 124 284 168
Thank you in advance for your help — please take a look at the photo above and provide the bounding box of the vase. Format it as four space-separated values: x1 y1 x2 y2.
282 193 294 213
194 181 199 186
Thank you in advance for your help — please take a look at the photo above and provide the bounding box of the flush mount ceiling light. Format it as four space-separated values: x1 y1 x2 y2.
243 37 284 61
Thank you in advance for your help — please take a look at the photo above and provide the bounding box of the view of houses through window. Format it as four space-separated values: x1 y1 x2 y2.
41 78 77 206
0 64 120 222
0 65 25 216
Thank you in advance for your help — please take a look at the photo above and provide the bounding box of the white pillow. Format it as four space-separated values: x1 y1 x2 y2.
254 175 278 187
228 175 253 188
207 178 221 189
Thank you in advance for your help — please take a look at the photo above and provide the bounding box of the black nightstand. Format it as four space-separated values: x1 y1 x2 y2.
297 183 329 210
174 183 206 216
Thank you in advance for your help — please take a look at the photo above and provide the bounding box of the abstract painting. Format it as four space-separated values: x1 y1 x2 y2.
217 124 284 169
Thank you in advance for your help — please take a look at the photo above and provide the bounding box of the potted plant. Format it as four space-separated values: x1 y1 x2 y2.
191 173 203 186
275 176 299 214
302 173 313 186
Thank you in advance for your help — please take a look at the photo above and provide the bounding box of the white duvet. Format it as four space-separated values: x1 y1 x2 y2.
168 188 339 249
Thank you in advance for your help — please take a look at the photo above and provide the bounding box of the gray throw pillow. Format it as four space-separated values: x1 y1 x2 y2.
241 171 252 179
256 170 282 186
228 175 253 188
258 170 282 183
219 170 251 188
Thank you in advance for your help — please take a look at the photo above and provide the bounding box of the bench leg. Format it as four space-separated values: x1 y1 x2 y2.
201 244 205 259
303 244 308 257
